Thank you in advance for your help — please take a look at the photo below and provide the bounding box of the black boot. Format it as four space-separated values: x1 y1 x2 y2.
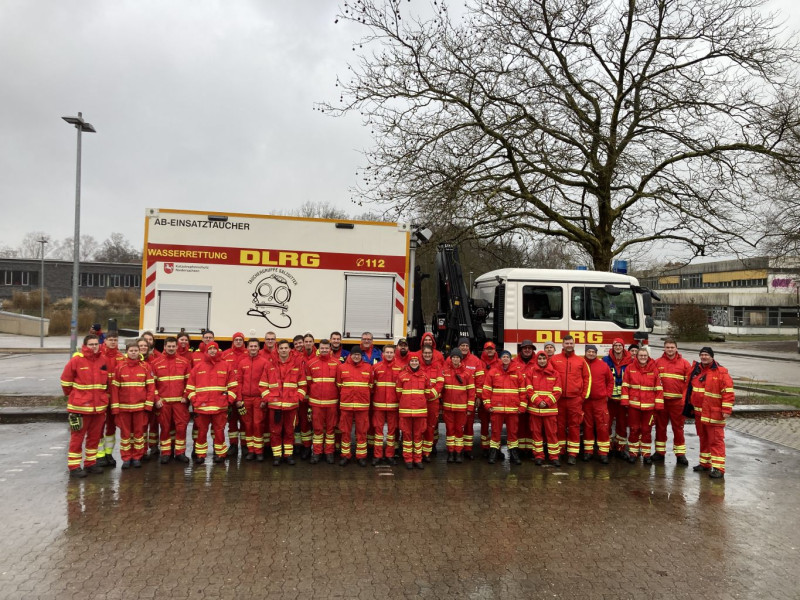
447 452 455 463
488 449 497 464
709 468 725 479
455 452 463 464
510 449 521 465
228 444 238 458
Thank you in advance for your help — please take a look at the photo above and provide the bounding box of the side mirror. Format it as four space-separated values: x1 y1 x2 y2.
645 316 654 331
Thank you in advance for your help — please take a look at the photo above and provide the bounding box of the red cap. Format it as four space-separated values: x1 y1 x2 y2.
483 341 496 349
206 341 220 351
232 332 245 340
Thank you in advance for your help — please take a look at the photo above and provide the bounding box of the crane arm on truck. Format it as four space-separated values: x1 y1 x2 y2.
432 243 490 353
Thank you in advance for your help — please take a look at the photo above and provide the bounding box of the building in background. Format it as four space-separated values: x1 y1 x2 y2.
636 257 800 335
0 258 141 302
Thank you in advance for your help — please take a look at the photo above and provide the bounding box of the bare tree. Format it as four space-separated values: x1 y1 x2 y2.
290 201 350 220
51 235 100 261
323 0 800 270
94 232 141 263
17 231 50 258
0 245 18 258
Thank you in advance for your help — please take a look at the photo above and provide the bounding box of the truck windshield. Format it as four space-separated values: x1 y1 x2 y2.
571 286 639 329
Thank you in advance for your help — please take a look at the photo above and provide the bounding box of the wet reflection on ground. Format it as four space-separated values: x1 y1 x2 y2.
1 423 798 599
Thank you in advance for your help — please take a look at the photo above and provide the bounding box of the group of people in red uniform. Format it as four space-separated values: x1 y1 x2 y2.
60 328 734 479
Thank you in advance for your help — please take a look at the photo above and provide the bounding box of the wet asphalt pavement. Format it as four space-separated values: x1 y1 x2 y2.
0 423 798 599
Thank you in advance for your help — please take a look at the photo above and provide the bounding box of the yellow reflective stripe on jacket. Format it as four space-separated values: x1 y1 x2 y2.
399 407 427 416
64 382 107 390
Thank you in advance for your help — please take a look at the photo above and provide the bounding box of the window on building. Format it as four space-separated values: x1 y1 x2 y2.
2 270 35 286
124 275 131 288
112 275 120 287
767 307 780 327
522 285 563 320
79 273 94 287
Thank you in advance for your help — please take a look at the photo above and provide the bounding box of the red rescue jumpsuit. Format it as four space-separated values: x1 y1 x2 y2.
186 351 238 459
222 343 247 450
527 354 562 460
550 351 591 457
396 363 434 463
690 361 735 472
264 358 307 459
603 342 633 453
479 350 500 451
152 352 191 457
584 356 613 456
97 344 123 462
372 358 402 459
336 357 373 460
453 352 484 454
307 355 341 456
655 352 692 457
111 356 155 461
441 363 476 453
483 364 526 451
621 358 664 458
420 357 444 457
60 346 109 471
237 354 269 456
512 355 537 453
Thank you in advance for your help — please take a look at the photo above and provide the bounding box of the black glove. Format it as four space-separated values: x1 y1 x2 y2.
68 413 83 431
238 404 247 417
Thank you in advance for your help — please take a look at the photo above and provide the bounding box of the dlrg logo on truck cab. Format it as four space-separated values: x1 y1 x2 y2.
239 250 320 268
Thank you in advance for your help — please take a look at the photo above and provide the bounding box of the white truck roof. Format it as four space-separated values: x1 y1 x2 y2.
475 268 640 285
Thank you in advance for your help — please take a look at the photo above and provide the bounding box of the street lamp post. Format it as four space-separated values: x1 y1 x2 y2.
38 237 48 348
62 112 96 355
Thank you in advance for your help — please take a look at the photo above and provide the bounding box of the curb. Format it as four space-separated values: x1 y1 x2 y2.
0 348 70 355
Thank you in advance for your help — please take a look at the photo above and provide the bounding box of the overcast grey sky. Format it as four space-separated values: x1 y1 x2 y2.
0 0 797 254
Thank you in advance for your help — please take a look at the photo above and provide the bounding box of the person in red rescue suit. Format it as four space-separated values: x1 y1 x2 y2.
449 338 485 459
185 341 238 465
176 332 194 362
61 334 109 478
479 341 501 455
139 331 162 458
441 348 476 463
395 353 435 469
221 332 248 457
151 336 192 464
688 347 734 479
112 341 156 468
306 339 341 464
290 334 314 458
549 335 591 464
582 345 613 463
96 331 124 468
371 344 403 466
420 345 445 461
336 347 374 467
654 338 693 466
394 338 411 368
482 350 527 465
527 351 562 466
237 339 270 461
328 331 350 363
511 340 537 456
260 331 279 367
602 338 634 458
621 345 664 464
262 340 307 466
